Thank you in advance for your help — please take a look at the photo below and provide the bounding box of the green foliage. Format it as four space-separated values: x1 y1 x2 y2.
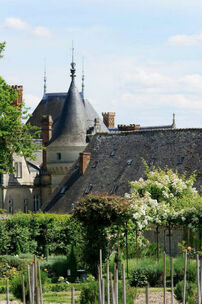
0 41 6 58
174 280 197 304
129 260 163 287
67 245 77 282
174 256 196 284
0 42 40 173
10 274 29 301
0 213 84 258
80 281 99 304
74 194 133 275
80 280 137 304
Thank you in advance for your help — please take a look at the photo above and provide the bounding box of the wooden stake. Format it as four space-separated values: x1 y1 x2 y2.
163 252 166 304
183 250 187 304
98 266 102 304
145 284 149 304
116 267 118 304
22 275 26 304
107 262 110 304
6 279 9 304
171 257 174 304
196 254 201 304
110 272 115 304
27 265 32 304
113 264 117 304
34 256 40 304
100 249 103 280
122 264 126 304
101 278 105 304
31 264 35 304
71 286 75 304
37 261 43 304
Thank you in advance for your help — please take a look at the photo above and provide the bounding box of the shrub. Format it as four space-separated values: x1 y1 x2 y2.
80 281 99 304
129 259 163 287
80 280 137 304
174 280 197 304
174 256 196 284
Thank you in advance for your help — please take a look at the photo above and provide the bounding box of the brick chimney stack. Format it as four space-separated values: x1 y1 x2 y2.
11 85 23 107
79 152 91 174
102 112 116 129
41 115 53 169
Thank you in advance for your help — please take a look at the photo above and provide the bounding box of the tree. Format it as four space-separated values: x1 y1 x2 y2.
74 194 133 275
0 42 40 173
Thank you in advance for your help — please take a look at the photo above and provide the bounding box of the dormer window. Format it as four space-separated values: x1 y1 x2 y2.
57 153 61 160
14 162 22 178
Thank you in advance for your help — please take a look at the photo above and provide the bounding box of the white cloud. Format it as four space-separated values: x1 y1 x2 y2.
32 26 51 38
3 17 52 38
24 94 40 112
168 33 202 46
4 17 29 31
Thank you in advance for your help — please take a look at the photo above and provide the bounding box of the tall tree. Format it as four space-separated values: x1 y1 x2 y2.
0 42 40 173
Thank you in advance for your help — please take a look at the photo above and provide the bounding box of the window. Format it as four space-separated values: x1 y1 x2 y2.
84 184 93 195
8 200 13 214
33 195 40 212
60 185 68 194
127 159 133 166
56 153 62 160
24 199 28 213
110 150 115 157
92 161 98 168
0 173 3 185
14 162 22 178
110 184 118 194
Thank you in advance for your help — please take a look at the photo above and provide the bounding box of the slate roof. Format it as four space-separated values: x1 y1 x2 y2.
27 93 108 138
42 128 202 214
49 79 87 146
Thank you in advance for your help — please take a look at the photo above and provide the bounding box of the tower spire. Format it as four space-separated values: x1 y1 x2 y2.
172 113 176 128
81 57 85 99
70 41 76 80
43 59 47 96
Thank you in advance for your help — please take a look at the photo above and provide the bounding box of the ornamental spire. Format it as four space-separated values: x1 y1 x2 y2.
70 41 76 80
81 57 85 99
172 113 176 128
43 59 47 96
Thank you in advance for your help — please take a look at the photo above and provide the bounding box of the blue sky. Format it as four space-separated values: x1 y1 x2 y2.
0 0 202 127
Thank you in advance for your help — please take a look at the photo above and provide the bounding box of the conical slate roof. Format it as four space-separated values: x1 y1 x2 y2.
49 78 87 147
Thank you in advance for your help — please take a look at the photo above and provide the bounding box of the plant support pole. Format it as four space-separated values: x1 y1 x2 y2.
163 252 166 304
171 257 174 304
122 264 126 304
6 279 9 304
22 275 26 304
107 262 110 304
196 254 201 304
71 286 75 304
183 250 187 304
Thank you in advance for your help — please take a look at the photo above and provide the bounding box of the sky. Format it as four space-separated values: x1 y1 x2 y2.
0 0 202 128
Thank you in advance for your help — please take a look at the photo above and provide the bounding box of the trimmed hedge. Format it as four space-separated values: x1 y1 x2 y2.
0 213 84 256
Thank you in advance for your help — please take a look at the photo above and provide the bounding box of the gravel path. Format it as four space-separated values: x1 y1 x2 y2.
134 291 180 304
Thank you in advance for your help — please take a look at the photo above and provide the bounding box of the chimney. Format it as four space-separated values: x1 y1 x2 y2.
41 115 53 169
41 115 53 145
11 85 23 107
118 124 140 131
79 152 91 174
102 112 116 129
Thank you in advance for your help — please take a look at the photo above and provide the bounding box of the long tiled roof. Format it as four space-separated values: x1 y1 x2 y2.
42 128 202 213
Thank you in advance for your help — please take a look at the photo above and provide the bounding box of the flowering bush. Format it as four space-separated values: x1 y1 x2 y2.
125 166 201 232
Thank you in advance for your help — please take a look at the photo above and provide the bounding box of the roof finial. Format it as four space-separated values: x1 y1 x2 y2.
81 57 85 99
172 113 176 128
70 41 76 80
43 59 47 96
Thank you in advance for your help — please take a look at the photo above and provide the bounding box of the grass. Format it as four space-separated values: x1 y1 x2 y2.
43 291 80 303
